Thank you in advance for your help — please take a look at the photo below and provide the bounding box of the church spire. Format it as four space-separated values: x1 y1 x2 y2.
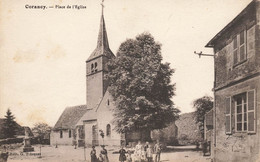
87 0 114 61
97 1 109 50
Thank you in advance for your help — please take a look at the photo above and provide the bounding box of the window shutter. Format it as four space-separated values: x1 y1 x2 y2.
225 97 232 134
247 90 256 133
233 36 238 65
239 30 247 61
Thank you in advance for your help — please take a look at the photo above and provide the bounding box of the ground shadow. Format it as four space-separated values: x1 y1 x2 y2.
163 146 202 153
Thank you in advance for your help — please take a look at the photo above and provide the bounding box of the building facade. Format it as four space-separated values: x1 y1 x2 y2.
206 1 260 161
51 7 123 147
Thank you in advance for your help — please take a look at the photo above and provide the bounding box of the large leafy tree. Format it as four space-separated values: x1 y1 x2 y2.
3 109 17 138
106 33 180 136
32 122 52 142
193 96 213 138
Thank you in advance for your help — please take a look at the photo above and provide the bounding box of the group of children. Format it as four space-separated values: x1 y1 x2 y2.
90 140 162 162
90 145 109 162
118 140 162 162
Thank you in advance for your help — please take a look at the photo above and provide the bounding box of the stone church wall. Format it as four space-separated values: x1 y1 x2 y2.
50 130 73 146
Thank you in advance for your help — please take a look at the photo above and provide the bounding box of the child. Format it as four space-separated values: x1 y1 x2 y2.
100 145 109 162
119 146 127 162
90 146 97 162
98 153 104 162
146 145 153 162
126 150 132 162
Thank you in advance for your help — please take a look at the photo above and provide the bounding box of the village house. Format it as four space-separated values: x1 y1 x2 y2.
205 0 260 161
50 6 123 147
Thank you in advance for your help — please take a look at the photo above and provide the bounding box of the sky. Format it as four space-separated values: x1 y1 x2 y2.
0 0 252 127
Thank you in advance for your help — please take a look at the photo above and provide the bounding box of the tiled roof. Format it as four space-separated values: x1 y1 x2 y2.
53 105 89 130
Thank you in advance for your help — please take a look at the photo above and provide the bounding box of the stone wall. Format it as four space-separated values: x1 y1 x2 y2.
214 77 260 162
50 130 73 146
214 24 259 90
212 2 260 161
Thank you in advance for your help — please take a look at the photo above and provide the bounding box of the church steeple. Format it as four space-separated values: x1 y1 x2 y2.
87 2 114 61
86 1 114 108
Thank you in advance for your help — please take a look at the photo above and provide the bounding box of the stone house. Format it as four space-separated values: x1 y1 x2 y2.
205 0 260 161
51 7 124 147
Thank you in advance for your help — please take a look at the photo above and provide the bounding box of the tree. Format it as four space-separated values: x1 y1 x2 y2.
3 109 17 138
193 96 213 138
106 32 180 138
32 122 52 143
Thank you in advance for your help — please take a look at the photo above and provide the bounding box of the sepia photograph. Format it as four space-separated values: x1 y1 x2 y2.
0 0 259 161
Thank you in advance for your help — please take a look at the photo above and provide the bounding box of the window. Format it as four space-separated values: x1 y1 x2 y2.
106 124 111 137
91 63 94 73
233 30 246 65
225 90 256 134
78 126 85 139
69 130 71 138
60 130 63 138
234 93 247 132
95 62 98 72
107 99 110 106
91 62 98 73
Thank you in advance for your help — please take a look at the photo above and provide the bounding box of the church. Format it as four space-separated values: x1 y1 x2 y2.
50 5 124 147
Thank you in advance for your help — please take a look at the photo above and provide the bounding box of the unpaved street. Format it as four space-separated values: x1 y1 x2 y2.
6 145 211 162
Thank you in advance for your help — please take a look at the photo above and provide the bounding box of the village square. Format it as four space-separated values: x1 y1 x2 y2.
0 0 260 162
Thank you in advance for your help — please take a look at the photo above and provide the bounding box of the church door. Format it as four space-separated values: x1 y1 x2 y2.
92 125 99 146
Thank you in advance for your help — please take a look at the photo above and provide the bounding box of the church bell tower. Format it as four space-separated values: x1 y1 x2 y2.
86 3 115 109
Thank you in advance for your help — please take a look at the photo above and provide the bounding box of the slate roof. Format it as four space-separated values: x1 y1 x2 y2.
87 10 115 61
53 105 89 130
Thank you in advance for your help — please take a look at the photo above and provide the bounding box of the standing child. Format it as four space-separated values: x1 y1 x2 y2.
119 146 127 162
154 140 162 162
134 141 142 162
146 145 153 162
126 150 132 162
90 146 97 162
100 145 109 162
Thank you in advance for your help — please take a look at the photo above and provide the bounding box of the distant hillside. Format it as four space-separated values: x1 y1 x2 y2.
175 112 202 145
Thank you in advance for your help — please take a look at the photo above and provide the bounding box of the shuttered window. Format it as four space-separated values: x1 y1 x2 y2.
235 94 247 132
247 90 256 133
233 30 246 66
225 97 232 134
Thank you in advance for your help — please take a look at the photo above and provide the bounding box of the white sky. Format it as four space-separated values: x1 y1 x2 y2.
0 0 252 127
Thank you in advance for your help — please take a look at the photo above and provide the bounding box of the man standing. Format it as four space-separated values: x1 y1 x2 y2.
154 140 162 162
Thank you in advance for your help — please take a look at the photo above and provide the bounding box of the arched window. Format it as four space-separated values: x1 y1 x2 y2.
94 62 98 72
106 124 111 137
69 130 71 138
60 130 63 138
91 63 94 73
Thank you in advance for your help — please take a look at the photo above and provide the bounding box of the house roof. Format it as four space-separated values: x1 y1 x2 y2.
205 0 255 47
53 105 88 130
86 8 115 62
